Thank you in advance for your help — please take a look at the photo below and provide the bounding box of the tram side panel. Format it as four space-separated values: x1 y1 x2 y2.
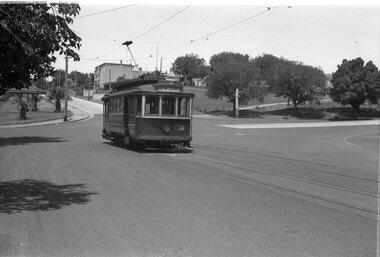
138 118 192 142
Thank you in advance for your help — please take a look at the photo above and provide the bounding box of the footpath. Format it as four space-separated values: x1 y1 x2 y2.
0 97 101 129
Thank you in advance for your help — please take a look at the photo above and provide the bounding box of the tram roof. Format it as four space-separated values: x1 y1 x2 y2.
111 77 161 91
102 77 194 101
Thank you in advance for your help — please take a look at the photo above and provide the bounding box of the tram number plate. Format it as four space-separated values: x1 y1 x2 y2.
173 124 185 131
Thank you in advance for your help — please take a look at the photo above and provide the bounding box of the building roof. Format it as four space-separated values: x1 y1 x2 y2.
95 62 134 69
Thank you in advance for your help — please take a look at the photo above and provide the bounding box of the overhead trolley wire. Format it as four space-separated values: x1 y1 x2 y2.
90 5 191 61
75 4 136 19
132 5 191 41
94 45 123 60
156 6 279 57
194 6 277 42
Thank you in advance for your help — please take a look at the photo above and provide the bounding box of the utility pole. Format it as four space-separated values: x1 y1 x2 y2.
88 75 91 100
63 55 68 121
156 46 158 71
235 88 239 118
160 57 164 74
108 69 111 92
73 72 76 97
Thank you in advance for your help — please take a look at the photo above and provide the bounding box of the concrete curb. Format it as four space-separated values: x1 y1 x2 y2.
67 104 93 123
0 117 65 129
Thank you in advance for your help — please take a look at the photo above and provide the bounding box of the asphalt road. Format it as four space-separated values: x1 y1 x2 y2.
0 114 378 257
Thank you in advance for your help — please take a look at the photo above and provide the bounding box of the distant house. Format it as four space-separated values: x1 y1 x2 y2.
192 77 206 87
164 70 179 82
94 62 140 89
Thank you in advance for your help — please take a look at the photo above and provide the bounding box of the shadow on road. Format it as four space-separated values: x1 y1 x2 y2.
103 141 193 154
0 179 97 214
0 136 68 147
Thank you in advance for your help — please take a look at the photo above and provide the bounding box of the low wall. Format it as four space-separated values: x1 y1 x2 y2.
92 93 105 100
82 90 105 101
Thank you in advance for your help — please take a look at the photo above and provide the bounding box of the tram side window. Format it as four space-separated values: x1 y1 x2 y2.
128 96 135 114
109 98 114 112
136 96 142 115
178 97 189 116
115 97 119 112
120 97 124 112
104 101 109 115
116 97 123 112
145 96 159 115
162 97 175 115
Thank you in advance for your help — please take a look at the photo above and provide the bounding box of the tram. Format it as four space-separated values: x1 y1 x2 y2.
101 77 194 148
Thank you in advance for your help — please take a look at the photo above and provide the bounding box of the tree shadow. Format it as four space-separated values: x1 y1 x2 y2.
325 107 380 120
0 179 98 214
265 107 325 119
0 136 68 147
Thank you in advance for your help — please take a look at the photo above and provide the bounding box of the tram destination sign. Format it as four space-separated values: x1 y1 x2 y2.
154 85 183 93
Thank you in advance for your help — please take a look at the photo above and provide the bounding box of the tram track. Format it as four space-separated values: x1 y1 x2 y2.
191 143 379 195
147 146 379 219
193 143 377 181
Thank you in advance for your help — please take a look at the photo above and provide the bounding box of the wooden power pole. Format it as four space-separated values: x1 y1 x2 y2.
63 55 68 121
235 88 239 118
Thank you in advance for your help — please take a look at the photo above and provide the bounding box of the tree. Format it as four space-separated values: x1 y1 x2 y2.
271 61 327 110
9 94 30 120
209 52 250 69
47 86 65 112
0 3 81 92
47 70 66 112
329 58 380 117
172 54 209 85
206 52 265 114
252 53 284 85
253 54 327 110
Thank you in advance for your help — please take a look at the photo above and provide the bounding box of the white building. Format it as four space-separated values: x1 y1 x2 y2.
94 62 140 89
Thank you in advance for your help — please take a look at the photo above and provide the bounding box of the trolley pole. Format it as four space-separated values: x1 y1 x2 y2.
63 55 68 122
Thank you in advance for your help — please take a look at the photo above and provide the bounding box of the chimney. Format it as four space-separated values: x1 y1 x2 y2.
120 60 122 64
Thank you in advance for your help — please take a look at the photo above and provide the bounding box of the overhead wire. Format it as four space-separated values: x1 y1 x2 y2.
207 9 380 40
75 4 136 19
90 5 191 61
131 5 191 41
94 45 123 60
147 6 279 58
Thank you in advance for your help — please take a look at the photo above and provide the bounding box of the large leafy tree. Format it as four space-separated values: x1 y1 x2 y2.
69 71 91 90
172 53 209 85
329 58 380 117
209 52 250 68
0 3 81 91
271 61 327 110
253 54 327 110
206 52 265 114
252 53 284 85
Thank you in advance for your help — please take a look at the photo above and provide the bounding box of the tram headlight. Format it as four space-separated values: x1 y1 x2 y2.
163 125 171 133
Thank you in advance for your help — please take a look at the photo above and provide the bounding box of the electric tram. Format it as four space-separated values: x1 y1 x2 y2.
101 77 194 148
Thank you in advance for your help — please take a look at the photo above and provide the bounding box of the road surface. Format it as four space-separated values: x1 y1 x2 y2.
0 105 378 256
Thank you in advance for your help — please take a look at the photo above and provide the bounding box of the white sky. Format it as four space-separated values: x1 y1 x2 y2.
52 0 380 75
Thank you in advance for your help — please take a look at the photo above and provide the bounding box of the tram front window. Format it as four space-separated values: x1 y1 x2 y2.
162 97 175 115
145 96 159 115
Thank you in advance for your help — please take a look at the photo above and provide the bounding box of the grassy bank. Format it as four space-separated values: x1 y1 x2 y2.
188 87 287 114
84 86 380 121
0 97 72 125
